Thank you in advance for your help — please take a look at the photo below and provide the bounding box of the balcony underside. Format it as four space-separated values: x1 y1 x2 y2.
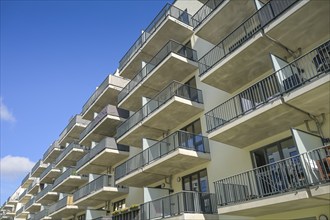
59 126 86 146
25 204 41 213
200 33 287 93
265 0 330 52
209 98 309 148
40 169 61 184
22 178 34 188
77 149 129 175
116 149 210 187
79 116 123 146
120 17 193 79
19 194 32 204
44 149 62 164
56 149 85 168
74 187 129 207
16 212 29 219
284 70 330 115
49 206 81 219
165 214 218 220
195 0 256 44
5 212 15 217
36 193 59 205
119 53 198 111
218 188 330 217
31 166 47 178
117 97 204 148
53 177 88 193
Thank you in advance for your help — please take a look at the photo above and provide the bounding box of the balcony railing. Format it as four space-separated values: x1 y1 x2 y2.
31 160 43 175
27 179 39 193
32 208 49 220
59 115 90 142
25 197 37 210
16 206 25 215
73 175 112 202
115 131 209 180
48 196 71 214
205 40 330 133
118 40 198 103
81 75 126 115
35 184 53 202
43 141 61 160
21 173 31 185
140 191 217 220
53 168 80 189
76 137 129 170
192 0 226 29
18 189 28 201
214 145 330 206
40 164 57 181
116 81 204 139
80 105 129 140
55 142 85 165
199 0 299 76
119 3 194 71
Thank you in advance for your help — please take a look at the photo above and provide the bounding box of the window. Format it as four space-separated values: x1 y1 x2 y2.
113 199 125 211
180 119 205 152
77 214 85 220
182 169 209 192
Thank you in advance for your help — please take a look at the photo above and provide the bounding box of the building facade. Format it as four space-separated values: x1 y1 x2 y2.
1 0 330 219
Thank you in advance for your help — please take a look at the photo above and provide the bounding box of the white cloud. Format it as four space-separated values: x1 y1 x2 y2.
0 155 35 181
0 98 16 122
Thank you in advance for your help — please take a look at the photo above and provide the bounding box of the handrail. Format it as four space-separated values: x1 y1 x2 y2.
205 40 330 133
115 130 209 180
116 81 203 139
199 0 299 76
43 141 61 160
192 0 226 29
118 3 193 71
118 40 198 104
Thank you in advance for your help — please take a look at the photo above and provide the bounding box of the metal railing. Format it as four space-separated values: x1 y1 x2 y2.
80 105 129 140
43 141 61 161
31 208 49 220
31 160 43 176
48 196 71 214
53 168 80 189
16 206 25 215
116 81 204 139
25 197 37 210
21 173 31 185
205 40 330 133
192 0 226 29
59 115 90 142
214 145 330 206
73 175 112 202
39 163 57 181
118 40 198 103
18 189 28 201
115 131 209 180
81 75 127 115
76 137 129 170
199 0 298 76
140 191 217 220
35 185 53 202
119 3 194 71
27 178 39 193
55 142 84 166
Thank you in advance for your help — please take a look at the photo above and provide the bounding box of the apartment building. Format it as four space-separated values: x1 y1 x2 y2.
1 0 329 219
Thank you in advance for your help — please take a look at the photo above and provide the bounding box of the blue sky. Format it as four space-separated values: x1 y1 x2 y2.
0 0 170 204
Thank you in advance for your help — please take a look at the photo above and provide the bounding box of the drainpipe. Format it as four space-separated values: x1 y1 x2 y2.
281 98 325 138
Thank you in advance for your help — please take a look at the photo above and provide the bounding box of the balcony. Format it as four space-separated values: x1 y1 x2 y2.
30 160 48 178
31 208 51 220
76 137 129 175
115 131 210 187
193 0 256 44
25 197 41 213
58 115 90 146
79 105 129 146
199 0 300 93
21 172 35 188
116 81 204 148
48 195 81 219
35 185 59 205
205 40 330 147
118 40 198 111
52 168 88 193
55 143 87 168
81 75 129 120
18 189 32 204
119 4 194 79
27 179 40 195
39 164 61 184
214 146 330 216
16 206 29 219
73 175 128 207
43 141 62 164
6 194 19 205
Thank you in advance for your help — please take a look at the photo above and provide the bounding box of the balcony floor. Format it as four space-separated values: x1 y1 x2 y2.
116 148 210 187
77 149 129 175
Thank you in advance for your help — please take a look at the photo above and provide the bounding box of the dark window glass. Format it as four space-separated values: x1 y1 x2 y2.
182 169 209 192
